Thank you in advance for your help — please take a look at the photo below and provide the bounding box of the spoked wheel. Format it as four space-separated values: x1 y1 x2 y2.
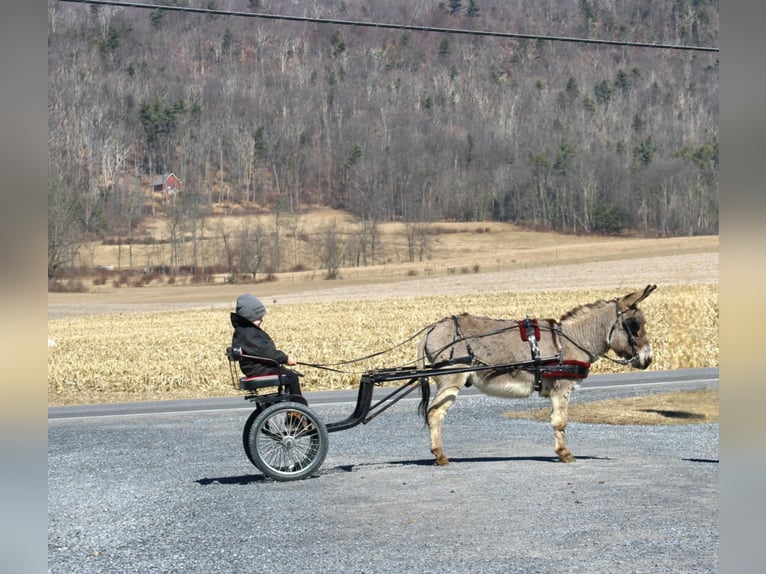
244 402 329 481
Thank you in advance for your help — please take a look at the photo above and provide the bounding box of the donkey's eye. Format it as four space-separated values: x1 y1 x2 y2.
626 317 641 335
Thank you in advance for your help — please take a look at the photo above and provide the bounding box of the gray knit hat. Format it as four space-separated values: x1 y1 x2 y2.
236 293 267 321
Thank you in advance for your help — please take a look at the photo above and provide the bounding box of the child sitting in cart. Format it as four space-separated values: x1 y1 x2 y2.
230 293 303 397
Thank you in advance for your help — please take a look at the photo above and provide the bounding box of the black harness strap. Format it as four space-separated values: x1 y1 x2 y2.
450 315 476 365
553 321 564 361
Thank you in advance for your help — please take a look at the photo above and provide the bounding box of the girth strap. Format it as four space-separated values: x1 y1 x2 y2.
540 359 591 379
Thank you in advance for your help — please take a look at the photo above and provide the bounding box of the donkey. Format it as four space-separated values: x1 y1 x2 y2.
417 285 657 465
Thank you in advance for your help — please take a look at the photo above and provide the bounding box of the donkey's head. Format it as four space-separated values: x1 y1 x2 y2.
607 284 657 369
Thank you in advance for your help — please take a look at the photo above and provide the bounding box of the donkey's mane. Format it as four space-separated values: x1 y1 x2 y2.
559 299 609 322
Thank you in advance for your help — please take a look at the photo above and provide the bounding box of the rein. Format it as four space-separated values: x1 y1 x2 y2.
296 323 436 374
298 299 640 376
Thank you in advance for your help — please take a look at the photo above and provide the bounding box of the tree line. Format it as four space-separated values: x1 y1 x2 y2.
48 0 718 278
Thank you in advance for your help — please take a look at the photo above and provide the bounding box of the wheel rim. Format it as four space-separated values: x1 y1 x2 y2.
254 410 322 475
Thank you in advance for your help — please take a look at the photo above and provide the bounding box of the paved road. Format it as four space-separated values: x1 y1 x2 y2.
48 369 718 573
48 367 718 419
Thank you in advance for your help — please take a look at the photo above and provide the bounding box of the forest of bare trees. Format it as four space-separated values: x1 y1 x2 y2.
48 0 718 278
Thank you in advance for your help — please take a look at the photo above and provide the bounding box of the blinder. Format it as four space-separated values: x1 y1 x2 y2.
608 302 644 365
625 316 642 337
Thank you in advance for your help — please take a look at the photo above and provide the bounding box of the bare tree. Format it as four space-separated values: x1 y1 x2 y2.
237 218 269 281
320 219 344 280
280 210 306 271
48 179 84 279
213 217 236 278
404 221 431 263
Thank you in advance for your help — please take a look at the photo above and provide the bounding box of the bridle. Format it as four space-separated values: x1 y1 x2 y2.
603 300 643 366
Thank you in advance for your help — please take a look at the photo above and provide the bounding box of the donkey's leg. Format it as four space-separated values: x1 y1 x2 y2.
549 383 576 463
427 381 462 466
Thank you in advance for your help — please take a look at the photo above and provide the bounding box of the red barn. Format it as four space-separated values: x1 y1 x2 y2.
152 173 182 195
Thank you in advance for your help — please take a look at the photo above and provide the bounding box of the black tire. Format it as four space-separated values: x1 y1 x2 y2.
242 407 262 466
245 402 329 481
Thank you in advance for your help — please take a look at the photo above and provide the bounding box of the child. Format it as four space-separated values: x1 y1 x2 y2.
230 293 302 397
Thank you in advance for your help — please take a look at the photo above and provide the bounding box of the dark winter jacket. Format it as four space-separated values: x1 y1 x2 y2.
230 312 289 377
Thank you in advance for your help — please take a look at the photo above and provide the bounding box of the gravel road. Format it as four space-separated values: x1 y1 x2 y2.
48 373 718 574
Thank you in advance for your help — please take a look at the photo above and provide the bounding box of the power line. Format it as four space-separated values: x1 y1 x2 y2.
59 0 719 53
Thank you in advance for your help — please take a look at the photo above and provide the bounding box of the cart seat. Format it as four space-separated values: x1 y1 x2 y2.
239 374 282 391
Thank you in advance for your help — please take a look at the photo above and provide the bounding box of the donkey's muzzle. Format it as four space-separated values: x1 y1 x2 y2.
632 345 653 369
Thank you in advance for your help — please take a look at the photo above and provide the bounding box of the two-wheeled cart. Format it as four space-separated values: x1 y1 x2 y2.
227 346 541 481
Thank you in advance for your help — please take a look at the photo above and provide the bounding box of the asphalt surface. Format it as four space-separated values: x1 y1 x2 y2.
48 369 718 573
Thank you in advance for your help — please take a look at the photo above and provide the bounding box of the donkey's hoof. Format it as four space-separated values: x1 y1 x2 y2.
431 447 450 466
558 452 576 463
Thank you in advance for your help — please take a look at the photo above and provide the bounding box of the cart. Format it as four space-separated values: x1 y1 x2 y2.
227 346 541 481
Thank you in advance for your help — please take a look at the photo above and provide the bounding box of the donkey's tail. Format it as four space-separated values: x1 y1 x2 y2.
416 329 431 425
417 376 431 424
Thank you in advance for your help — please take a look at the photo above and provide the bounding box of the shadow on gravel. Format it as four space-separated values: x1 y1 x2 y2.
194 456 618 484
195 473 325 485
195 474 267 485
328 454 612 473
445 455 611 464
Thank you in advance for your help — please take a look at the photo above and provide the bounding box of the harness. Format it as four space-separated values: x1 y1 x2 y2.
518 317 591 392
440 315 591 393
450 315 475 365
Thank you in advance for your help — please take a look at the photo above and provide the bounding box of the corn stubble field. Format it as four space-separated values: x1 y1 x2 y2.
48 282 718 407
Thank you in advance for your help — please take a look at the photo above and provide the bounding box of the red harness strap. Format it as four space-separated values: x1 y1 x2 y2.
518 318 541 341
517 318 591 390
540 359 591 379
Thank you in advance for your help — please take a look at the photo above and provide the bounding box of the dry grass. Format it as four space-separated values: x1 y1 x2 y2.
504 389 719 425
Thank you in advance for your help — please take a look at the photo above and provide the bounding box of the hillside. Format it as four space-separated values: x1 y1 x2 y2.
48 0 719 281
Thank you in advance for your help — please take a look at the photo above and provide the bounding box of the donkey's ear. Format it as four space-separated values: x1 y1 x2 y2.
619 284 657 311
